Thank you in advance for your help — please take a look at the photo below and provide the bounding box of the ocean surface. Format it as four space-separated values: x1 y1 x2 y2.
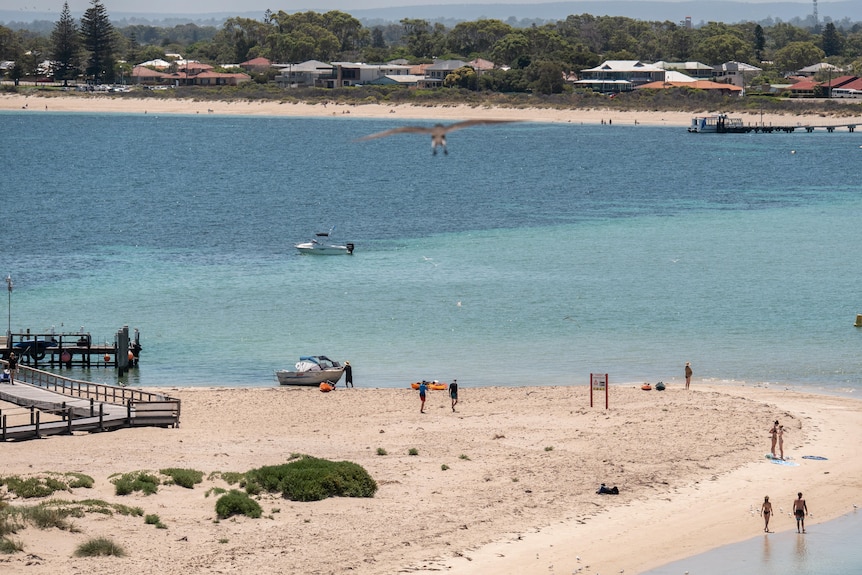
3 109 861 573
3 110 862 392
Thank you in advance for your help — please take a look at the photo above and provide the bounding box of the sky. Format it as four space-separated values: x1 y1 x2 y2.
4 0 814 18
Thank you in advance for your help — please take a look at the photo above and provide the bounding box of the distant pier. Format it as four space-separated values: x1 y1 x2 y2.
688 114 860 134
1 325 141 375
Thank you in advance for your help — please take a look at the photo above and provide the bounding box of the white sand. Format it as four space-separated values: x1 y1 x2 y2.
5 92 855 127
1 383 860 575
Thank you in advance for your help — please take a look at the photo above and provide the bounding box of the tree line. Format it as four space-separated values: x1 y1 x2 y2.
2 0 861 93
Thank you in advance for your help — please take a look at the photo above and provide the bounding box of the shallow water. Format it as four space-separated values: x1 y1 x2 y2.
643 510 862 575
3 111 862 392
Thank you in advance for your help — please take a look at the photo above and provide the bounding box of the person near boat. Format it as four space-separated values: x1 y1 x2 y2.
449 379 459 412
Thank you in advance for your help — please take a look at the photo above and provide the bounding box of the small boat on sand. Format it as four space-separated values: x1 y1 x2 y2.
276 356 345 386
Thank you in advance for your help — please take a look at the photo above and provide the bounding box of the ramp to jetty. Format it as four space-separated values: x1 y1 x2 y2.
0 364 180 442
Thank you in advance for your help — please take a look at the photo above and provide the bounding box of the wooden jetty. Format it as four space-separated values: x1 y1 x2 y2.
688 114 860 134
0 362 179 442
1 325 141 374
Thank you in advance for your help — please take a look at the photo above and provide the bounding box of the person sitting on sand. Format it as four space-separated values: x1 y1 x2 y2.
761 495 773 532
793 492 808 533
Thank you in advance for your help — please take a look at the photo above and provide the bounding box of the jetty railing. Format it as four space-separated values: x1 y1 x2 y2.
12 363 172 405
1 361 181 439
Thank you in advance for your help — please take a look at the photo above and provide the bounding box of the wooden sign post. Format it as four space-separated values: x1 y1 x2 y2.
590 373 608 409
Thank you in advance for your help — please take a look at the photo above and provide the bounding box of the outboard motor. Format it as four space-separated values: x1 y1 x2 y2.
346 243 355 255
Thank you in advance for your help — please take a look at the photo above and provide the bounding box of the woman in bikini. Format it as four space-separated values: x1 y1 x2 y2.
769 420 779 458
761 495 773 532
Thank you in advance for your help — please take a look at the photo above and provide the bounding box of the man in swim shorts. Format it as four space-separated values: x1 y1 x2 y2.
793 492 808 533
419 381 427 413
449 379 458 412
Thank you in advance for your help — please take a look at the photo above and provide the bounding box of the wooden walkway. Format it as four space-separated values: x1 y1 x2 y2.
0 364 180 442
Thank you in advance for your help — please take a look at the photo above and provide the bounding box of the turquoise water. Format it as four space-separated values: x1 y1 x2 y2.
2 111 862 391
4 110 861 573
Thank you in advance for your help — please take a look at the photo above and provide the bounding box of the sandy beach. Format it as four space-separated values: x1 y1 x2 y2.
1 382 861 575
3 92 854 127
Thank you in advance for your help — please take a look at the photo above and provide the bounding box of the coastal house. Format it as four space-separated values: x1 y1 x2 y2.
131 65 171 85
424 59 469 87
240 57 273 73
797 62 842 77
274 60 335 88
321 62 412 87
654 61 714 80
636 79 743 96
368 74 425 87
712 61 762 90
576 60 666 93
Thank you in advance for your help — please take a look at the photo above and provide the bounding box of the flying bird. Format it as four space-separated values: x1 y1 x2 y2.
356 119 519 155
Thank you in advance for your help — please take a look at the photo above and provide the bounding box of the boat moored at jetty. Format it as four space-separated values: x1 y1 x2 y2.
688 114 746 133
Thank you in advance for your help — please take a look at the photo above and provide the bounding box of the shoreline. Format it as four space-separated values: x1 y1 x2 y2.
2 383 860 574
4 92 858 128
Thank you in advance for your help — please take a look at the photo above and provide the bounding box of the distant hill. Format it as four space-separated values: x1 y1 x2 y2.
2 2 860 29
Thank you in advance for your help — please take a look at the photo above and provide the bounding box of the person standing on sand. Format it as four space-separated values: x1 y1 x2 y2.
419 381 427 413
761 496 773 532
778 425 787 460
769 420 779 458
344 361 353 388
449 379 459 412
684 362 692 390
793 492 808 533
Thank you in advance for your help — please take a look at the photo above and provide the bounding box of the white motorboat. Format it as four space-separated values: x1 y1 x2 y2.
276 355 345 386
295 229 354 255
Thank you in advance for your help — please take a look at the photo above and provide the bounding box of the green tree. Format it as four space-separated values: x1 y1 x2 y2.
753 24 765 61
50 2 81 85
693 33 754 65
491 32 530 68
525 60 566 94
773 41 825 74
447 19 513 57
443 65 477 89
821 23 844 57
80 0 116 83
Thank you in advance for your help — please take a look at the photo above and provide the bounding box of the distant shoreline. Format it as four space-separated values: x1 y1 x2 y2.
4 92 859 128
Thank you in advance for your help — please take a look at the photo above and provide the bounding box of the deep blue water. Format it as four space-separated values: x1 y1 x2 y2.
2 110 861 391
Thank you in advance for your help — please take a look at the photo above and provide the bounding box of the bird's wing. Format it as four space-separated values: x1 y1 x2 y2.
355 126 434 141
441 119 520 133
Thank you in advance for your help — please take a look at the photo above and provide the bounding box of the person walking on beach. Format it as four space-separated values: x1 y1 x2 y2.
344 361 353 388
449 379 459 412
761 495 773 532
684 362 692 390
769 420 779 458
419 381 428 413
793 492 808 533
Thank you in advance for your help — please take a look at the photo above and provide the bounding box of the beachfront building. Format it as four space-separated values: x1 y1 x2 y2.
636 79 743 96
273 60 335 88
654 61 714 80
240 57 273 73
712 61 762 90
326 62 413 87
576 60 666 93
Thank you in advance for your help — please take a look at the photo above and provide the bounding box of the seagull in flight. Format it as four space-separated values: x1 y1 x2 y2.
357 119 519 155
